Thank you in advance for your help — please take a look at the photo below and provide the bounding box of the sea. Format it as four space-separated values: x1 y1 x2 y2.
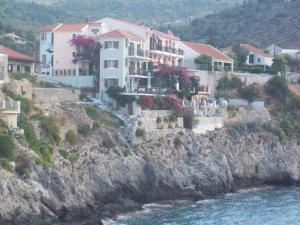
103 186 300 225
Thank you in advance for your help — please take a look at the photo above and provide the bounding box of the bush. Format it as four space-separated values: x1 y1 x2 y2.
122 147 131 157
59 149 69 159
78 124 91 137
273 127 285 141
156 117 162 124
1 159 13 172
233 122 246 134
65 130 77 145
0 135 14 160
85 105 101 121
102 138 115 148
68 153 79 165
265 75 289 101
40 117 61 145
92 122 100 130
174 136 182 148
183 109 194 129
239 84 261 103
15 96 33 114
15 153 31 177
169 113 178 123
247 120 262 132
138 96 154 109
135 128 145 138
19 115 39 151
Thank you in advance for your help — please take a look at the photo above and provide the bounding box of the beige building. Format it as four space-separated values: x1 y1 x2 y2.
0 45 35 74
0 100 21 128
0 53 9 85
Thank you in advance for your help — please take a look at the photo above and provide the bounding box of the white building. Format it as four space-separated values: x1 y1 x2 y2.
97 29 152 114
223 44 273 67
267 44 300 59
180 41 234 71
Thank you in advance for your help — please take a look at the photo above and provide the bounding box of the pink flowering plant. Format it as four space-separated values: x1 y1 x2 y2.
162 95 184 115
138 96 154 109
70 35 96 63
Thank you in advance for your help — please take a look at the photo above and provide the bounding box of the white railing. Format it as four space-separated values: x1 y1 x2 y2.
0 100 21 113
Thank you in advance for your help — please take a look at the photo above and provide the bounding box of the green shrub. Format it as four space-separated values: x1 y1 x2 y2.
40 117 61 145
102 138 115 148
15 96 33 114
59 149 69 159
156 117 162 124
78 124 91 136
65 130 77 145
1 159 13 172
19 115 39 151
68 154 79 164
122 147 131 157
85 105 101 121
174 136 182 148
0 135 14 160
273 127 285 141
233 122 246 134
135 128 145 138
169 114 178 123
15 153 31 177
265 75 289 101
92 121 100 130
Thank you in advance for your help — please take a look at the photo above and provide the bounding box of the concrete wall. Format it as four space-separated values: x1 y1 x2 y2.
33 88 80 103
37 74 95 88
193 116 224 135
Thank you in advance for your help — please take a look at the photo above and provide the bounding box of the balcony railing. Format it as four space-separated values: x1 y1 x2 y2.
125 86 168 95
129 67 148 76
150 45 184 56
128 48 148 58
74 53 91 61
0 100 21 113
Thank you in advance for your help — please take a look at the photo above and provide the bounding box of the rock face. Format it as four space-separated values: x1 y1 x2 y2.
0 129 299 225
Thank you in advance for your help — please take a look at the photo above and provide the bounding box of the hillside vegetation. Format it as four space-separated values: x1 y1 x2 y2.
166 0 300 48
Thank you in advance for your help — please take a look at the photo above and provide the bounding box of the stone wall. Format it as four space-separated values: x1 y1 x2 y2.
189 70 272 96
4 79 33 100
33 88 80 103
132 110 184 143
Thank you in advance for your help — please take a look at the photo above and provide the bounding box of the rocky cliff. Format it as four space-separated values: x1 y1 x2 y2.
0 125 299 225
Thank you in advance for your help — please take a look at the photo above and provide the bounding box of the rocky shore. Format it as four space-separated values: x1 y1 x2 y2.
0 128 299 225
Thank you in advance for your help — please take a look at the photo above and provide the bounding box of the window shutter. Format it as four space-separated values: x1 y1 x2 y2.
114 41 119 49
115 60 118 68
104 60 108 68
105 42 109 49
105 79 108 88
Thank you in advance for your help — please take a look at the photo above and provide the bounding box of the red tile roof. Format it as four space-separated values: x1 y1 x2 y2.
183 42 233 62
240 44 272 58
0 45 35 62
55 23 88 32
222 44 272 58
97 29 143 41
39 23 62 32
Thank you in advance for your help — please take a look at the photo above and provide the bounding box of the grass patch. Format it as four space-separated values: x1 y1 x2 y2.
65 130 78 145
0 135 14 160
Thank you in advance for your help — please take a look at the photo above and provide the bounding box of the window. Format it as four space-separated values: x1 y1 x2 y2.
104 41 119 49
24 66 31 73
0 66 4 80
42 54 47 65
258 58 261 63
41 33 47 41
104 60 118 68
17 65 20 72
249 54 254 64
72 33 77 39
91 28 100 35
72 52 76 57
104 78 118 88
8 64 13 72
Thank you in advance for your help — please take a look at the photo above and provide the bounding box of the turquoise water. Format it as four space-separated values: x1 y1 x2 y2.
109 187 300 225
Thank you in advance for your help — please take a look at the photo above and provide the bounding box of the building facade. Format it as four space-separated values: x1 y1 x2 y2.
0 45 35 74
97 30 152 108
180 42 234 71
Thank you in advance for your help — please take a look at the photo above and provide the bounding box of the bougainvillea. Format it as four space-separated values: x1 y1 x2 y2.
70 35 95 51
162 95 184 115
138 96 154 109
155 65 192 88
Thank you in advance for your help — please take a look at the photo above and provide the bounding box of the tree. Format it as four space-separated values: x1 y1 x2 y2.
106 86 136 107
265 75 289 100
232 43 249 67
194 54 213 71
272 54 288 75
239 84 261 103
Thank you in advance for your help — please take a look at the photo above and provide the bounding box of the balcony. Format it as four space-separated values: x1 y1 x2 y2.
0 100 21 113
124 86 168 96
73 53 91 62
128 67 150 78
150 45 184 57
127 48 150 60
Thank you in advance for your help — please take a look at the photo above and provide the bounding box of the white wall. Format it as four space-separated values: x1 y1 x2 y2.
39 32 53 69
37 74 95 88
